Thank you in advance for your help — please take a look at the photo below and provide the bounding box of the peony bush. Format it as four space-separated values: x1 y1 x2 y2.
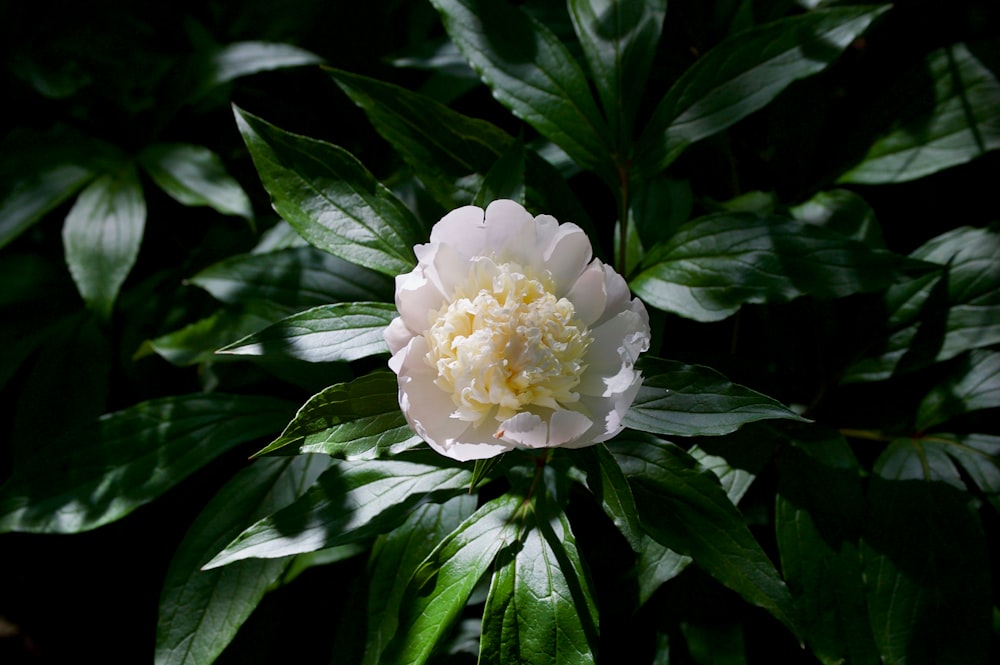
1 1 998 664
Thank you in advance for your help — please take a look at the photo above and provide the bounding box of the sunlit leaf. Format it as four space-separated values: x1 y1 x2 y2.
636 6 888 174
916 349 1000 430
838 43 1000 183
190 246 393 308
380 492 522 665
612 434 799 636
139 143 252 219
155 455 331 665
0 394 295 533
218 301 396 363
188 41 323 101
233 106 422 276
428 0 615 182
844 224 1000 382
567 0 667 144
623 357 807 436
790 189 885 247
254 372 419 459
631 213 922 322
481 498 598 665
363 495 478 665
146 301 291 367
62 163 146 318
203 453 471 568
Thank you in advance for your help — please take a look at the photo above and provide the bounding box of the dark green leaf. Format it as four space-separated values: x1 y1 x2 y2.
380 492 522 665
428 0 614 181
636 6 888 174
681 621 746 665
364 495 478 665
62 163 146 318
838 44 1000 183
567 0 667 144
878 435 1000 492
623 357 807 436
844 225 1000 382
574 444 642 550
188 41 322 101
473 137 525 208
327 68 594 234
0 127 117 250
0 394 295 533
629 175 693 261
146 301 291 367
233 106 422 276
790 189 885 247
155 455 331 665
481 499 598 665
139 143 252 218
203 453 472 567
862 454 991 664
916 349 1000 430
612 434 799 637
218 301 396 363
630 213 922 322
254 371 419 459
190 246 393 308
775 429 878 665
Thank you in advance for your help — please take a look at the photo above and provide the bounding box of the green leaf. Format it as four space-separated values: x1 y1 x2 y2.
218 301 396 363
327 68 594 234
155 455 331 665
844 225 1000 382
188 41 323 101
62 162 146 318
0 126 124 250
254 372 419 459
790 189 885 247
775 429 878 665
380 492 522 665
203 453 472 568
917 433 1000 513
838 43 1000 183
481 498 598 665
632 440 763 606
364 495 478 665
567 0 667 144
630 213 922 322
623 357 807 437
233 105 422 276
428 0 614 181
573 444 642 550
636 5 888 174
190 246 394 308
473 137 525 208
138 143 252 219
146 301 291 367
916 349 1000 430
862 453 991 664
612 434 799 637
0 394 294 533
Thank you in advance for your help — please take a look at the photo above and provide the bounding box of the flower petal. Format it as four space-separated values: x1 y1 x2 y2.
565 260 609 326
384 317 411 356
430 205 487 259
541 222 592 293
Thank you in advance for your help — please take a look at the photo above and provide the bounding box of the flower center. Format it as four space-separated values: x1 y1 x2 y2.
425 260 591 426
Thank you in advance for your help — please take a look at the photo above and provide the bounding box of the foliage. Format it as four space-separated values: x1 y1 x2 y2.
2 1 999 664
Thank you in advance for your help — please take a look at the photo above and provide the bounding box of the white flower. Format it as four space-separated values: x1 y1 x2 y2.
385 200 650 461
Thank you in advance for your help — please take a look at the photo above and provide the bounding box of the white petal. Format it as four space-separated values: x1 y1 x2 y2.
484 200 536 257
541 222 592 292
430 205 487 258
384 317 411 356
565 260 608 326
579 307 650 397
395 266 447 333
498 412 548 448
593 263 634 326
547 409 593 447
571 373 644 446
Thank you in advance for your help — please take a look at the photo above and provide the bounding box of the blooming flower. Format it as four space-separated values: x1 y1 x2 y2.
385 200 650 461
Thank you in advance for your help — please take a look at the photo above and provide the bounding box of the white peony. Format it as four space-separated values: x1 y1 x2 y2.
385 200 650 461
